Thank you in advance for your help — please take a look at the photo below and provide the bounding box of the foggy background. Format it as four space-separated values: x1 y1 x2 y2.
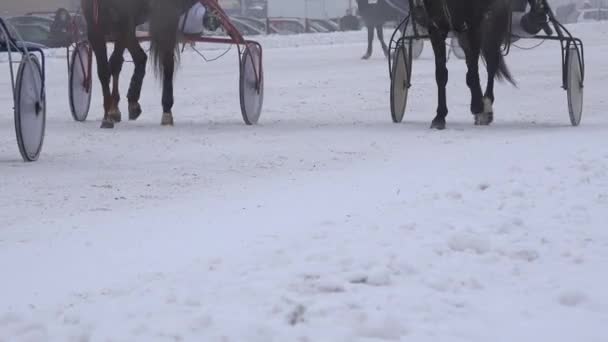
1 0 605 18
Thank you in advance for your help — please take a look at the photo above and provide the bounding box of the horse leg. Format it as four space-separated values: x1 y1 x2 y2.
362 24 373 60
108 42 125 123
480 48 500 126
89 32 114 129
429 30 449 130
376 24 389 57
161 52 175 126
462 31 485 125
126 38 147 121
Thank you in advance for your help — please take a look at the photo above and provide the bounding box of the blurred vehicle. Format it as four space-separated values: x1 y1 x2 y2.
268 18 306 34
575 8 608 22
0 21 49 49
307 20 329 33
8 23 52 47
309 19 339 32
230 17 265 36
233 16 284 34
338 11 361 31
7 9 86 48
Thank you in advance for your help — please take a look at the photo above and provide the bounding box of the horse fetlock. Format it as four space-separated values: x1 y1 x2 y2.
482 97 494 114
108 108 122 123
161 112 174 126
431 116 447 130
100 118 115 129
128 102 143 121
474 112 494 126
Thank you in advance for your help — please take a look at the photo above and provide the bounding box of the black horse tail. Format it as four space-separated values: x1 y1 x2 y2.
149 0 180 81
481 0 516 86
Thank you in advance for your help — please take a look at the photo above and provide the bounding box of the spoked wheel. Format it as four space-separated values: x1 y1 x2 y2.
566 47 583 126
14 54 46 162
239 43 264 125
390 42 411 123
69 41 92 122
451 37 465 60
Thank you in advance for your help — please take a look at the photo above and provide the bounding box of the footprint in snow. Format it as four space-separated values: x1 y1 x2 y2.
447 233 491 255
558 291 588 307
348 268 391 287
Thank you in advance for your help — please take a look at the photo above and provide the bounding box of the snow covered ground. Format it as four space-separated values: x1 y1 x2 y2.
1 23 607 341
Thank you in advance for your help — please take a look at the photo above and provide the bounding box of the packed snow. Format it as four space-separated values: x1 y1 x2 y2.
1 23 607 341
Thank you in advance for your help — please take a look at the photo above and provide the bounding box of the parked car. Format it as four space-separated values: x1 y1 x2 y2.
268 18 306 34
7 10 84 48
575 8 608 22
0 21 49 49
233 16 285 34
309 19 339 32
230 17 265 36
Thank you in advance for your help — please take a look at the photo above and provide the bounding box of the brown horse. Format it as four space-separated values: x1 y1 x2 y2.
82 0 196 128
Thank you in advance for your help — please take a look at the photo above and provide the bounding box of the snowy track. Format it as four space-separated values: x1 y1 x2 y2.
1 25 607 341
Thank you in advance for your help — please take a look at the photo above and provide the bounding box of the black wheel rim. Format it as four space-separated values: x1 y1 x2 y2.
15 55 45 162
69 42 92 122
390 45 409 123
239 45 264 125
567 47 583 126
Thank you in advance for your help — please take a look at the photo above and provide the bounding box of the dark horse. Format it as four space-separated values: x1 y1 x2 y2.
419 0 516 129
82 0 196 128
357 0 408 59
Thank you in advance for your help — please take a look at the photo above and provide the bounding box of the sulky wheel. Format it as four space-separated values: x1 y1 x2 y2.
14 54 46 162
239 44 264 125
450 37 465 60
69 41 92 122
566 46 583 126
390 42 411 123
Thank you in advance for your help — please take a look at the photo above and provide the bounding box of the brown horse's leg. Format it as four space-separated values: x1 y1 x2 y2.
126 37 147 121
89 31 114 129
108 41 125 123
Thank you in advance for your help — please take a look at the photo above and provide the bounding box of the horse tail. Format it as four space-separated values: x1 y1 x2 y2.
149 0 180 81
481 0 516 86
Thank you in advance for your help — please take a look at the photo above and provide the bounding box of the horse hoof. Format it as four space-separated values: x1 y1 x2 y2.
430 118 446 130
361 54 371 60
129 103 142 121
474 112 494 126
161 112 174 126
100 119 115 129
108 109 122 123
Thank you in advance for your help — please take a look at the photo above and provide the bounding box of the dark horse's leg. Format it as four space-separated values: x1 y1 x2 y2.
160 50 175 126
108 40 126 123
362 24 374 59
429 29 449 130
126 36 147 121
376 24 389 57
478 1 516 126
149 0 187 126
461 31 485 120
88 28 114 129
